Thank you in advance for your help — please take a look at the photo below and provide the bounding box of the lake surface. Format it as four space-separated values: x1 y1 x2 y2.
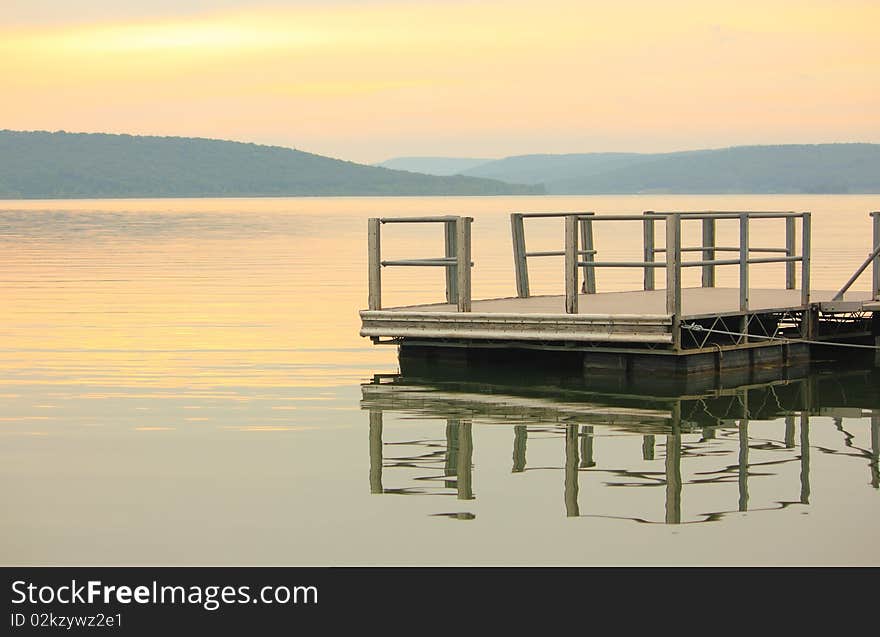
0 194 878 565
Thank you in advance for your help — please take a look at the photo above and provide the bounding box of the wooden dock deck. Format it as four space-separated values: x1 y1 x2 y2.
362 288 876 345
360 211 880 377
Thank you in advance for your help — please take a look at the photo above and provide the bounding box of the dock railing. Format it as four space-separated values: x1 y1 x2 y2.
511 212 598 297
556 211 811 321
641 211 808 294
368 211 812 321
367 216 473 312
834 211 880 301
513 211 812 316
557 211 812 348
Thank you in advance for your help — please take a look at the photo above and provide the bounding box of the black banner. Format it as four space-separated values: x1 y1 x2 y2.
2 566 875 633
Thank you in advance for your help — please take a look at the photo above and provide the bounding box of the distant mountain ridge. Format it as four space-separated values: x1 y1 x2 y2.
382 144 880 194
375 156 493 176
0 131 543 198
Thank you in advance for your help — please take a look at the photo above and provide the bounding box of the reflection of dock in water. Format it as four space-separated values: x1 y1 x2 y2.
362 369 880 524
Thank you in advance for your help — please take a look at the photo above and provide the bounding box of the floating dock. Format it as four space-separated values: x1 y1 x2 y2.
360 211 880 380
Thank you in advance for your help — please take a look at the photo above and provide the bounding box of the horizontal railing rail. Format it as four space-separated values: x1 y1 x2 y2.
381 258 474 267
378 216 461 223
524 250 597 258
572 256 805 269
652 246 789 253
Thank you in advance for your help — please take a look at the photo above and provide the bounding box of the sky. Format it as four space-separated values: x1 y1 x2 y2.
2 0 878 163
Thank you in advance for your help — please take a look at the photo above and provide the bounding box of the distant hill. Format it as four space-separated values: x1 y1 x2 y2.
0 131 543 198
375 156 493 176
380 144 880 194
455 145 880 194
461 152 649 186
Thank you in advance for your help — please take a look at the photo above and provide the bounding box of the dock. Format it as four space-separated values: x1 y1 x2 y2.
360 211 880 380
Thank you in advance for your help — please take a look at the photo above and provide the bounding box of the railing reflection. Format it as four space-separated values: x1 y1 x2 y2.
512 425 527 473
873 412 880 489
457 421 474 501
801 413 811 505
564 424 579 517
364 369 880 524
369 410 383 494
445 420 459 488
738 399 749 512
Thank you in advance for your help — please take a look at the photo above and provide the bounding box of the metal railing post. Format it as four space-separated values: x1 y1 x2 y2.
665 213 681 349
643 211 655 291
873 211 880 300
565 214 579 314
702 216 716 288
785 216 796 290
740 213 750 343
368 217 382 310
580 216 596 294
801 212 811 306
511 213 530 298
456 216 472 312
739 213 750 312
444 219 458 304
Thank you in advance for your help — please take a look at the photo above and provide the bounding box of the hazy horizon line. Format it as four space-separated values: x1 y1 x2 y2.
4 128 880 167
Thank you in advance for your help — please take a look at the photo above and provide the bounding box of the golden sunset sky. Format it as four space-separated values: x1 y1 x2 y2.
2 0 878 162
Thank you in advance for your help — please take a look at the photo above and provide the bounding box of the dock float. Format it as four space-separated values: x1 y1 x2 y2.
360 211 880 381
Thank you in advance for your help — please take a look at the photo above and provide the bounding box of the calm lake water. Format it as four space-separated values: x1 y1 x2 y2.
0 194 878 565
